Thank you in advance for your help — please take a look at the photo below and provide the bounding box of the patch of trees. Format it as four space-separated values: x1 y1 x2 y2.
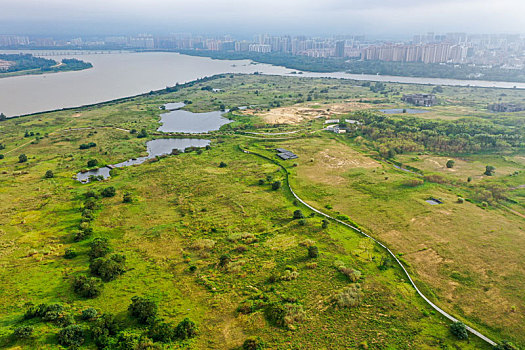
79 142 96 150
351 110 525 156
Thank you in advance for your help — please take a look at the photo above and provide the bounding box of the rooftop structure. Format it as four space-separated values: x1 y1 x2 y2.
402 94 437 107
276 148 298 160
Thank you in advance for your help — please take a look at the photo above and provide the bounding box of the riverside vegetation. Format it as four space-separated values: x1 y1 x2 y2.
0 53 92 78
0 74 523 349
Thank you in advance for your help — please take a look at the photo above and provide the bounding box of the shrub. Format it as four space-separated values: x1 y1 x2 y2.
298 219 306 226
264 303 305 329
258 179 265 185
0 154 3 159
450 321 468 340
45 170 54 178
90 254 126 282
81 308 98 320
227 233 257 244
84 190 98 199
137 129 148 138
280 270 299 281
84 198 98 210
91 313 120 348
64 248 77 259
219 161 227 168
495 341 519 350
321 219 329 229
457 197 465 203
57 325 85 347
219 254 231 267
123 192 133 203
308 245 319 258
25 303 65 322
87 159 98 167
18 154 27 163
333 284 363 308
404 179 424 187
271 181 281 190
13 326 34 339
174 318 197 340
293 210 304 219
191 238 216 251
74 227 93 242
484 165 495 176
72 275 103 298
243 337 264 350
339 266 361 282
129 296 158 325
446 159 455 168
89 238 112 260
100 186 116 198
148 321 175 343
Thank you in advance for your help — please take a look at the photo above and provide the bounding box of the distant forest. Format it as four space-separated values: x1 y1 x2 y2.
0 53 92 74
174 50 525 83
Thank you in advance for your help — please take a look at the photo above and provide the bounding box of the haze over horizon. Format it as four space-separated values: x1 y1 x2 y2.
0 0 524 38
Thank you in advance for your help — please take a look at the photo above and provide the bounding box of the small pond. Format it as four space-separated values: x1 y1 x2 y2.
379 108 429 114
76 138 210 183
158 103 232 133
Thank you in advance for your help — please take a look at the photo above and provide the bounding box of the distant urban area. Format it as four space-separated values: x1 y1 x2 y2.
1 32 524 69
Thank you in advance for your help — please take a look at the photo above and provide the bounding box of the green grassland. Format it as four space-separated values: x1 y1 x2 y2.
0 74 523 349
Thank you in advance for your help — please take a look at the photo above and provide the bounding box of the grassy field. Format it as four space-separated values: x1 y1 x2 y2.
0 74 523 349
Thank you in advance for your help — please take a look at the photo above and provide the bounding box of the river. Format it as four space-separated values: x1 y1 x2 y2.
1 50 524 117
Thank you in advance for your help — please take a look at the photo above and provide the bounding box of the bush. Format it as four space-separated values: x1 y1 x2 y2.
128 296 158 325
308 245 319 258
450 321 468 340
89 238 112 260
74 227 93 242
18 154 27 163
280 270 299 281
148 321 175 343
333 284 363 308
137 129 148 138
90 254 126 282
219 161 227 168
446 159 455 168
271 181 281 190
57 325 85 347
457 197 465 203
87 159 98 167
321 219 329 229
495 341 519 350
64 248 77 259
45 170 54 178
339 266 361 282
293 210 304 220
13 325 34 339
72 275 103 298
264 303 305 329
174 318 197 340
81 308 98 320
484 165 495 176
91 313 120 348
101 186 116 198
25 303 65 322
123 192 133 203
243 337 264 350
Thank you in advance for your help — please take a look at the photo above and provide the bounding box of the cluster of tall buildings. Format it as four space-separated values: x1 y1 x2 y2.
0 32 523 68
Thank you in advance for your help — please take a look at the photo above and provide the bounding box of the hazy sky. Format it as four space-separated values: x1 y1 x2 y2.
0 0 524 38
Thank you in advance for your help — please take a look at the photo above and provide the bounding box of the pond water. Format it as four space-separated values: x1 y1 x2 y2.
158 106 232 133
379 108 429 114
76 138 210 183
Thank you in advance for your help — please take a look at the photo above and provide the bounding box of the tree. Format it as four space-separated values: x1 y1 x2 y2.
45 170 54 178
101 186 116 198
89 238 112 260
293 210 304 219
308 245 319 258
123 193 133 203
81 308 98 320
57 325 85 347
219 161 227 168
271 181 282 190
129 296 158 325
484 165 495 176
87 159 98 167
72 275 103 298
90 254 126 282
13 326 34 339
91 313 120 348
450 321 468 340
0 113 6 121
148 321 175 343
321 219 329 229
137 129 148 138
446 159 455 168
18 154 27 163
175 318 197 340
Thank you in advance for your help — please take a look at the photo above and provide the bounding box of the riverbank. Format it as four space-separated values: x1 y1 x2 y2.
172 49 525 84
